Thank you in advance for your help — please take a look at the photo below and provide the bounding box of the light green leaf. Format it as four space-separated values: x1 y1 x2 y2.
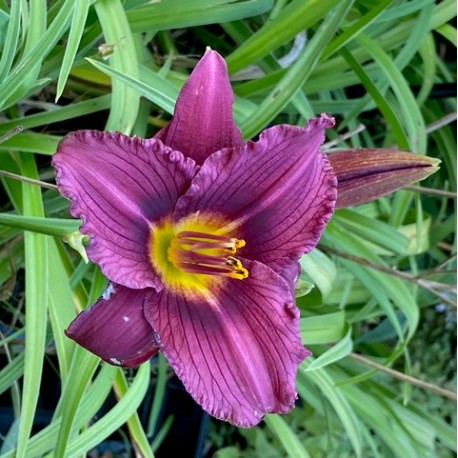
127 0 274 33
94 0 140 133
306 326 353 371
87 58 177 115
299 365 362 457
65 364 151 458
55 0 91 101
264 415 311 458
301 311 346 345
226 0 342 73
300 249 336 301
0 213 79 237
15 154 49 458
0 0 21 81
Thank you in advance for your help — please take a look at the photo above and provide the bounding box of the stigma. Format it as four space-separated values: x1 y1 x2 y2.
168 231 249 280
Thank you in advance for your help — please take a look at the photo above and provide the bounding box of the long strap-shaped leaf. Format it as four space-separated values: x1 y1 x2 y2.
15 154 49 458
0 2 72 110
55 0 91 102
239 0 354 138
94 0 140 134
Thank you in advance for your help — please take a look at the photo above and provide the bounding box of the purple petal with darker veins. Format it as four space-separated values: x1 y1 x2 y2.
143 260 309 427
53 131 196 290
66 284 158 367
155 49 243 164
175 114 337 272
278 261 302 297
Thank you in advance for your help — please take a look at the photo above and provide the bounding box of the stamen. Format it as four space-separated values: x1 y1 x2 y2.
176 231 245 253
168 231 248 279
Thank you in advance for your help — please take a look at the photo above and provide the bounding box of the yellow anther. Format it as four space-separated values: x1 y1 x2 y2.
235 239 246 249
227 266 249 280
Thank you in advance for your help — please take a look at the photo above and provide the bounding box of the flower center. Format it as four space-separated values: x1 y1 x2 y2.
149 215 248 296
168 231 248 280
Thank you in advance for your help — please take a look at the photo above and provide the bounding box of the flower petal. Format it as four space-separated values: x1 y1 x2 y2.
175 114 337 271
278 260 302 297
143 260 309 427
53 131 196 289
66 284 158 367
155 49 243 164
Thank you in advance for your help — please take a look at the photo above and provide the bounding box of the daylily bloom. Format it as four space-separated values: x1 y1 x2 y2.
52 50 337 427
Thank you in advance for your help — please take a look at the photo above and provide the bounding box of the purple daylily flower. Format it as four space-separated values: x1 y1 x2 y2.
52 50 337 427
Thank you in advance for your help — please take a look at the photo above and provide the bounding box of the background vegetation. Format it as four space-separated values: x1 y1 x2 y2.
0 0 456 457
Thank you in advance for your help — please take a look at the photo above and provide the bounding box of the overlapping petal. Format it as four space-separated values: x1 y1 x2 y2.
174 114 337 272
66 284 159 367
155 49 243 164
143 260 309 427
277 260 302 297
53 131 196 289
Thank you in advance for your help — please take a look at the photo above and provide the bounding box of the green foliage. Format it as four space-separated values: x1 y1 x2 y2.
0 0 455 457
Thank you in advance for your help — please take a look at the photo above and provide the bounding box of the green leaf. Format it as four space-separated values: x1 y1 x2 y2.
0 132 60 155
0 0 21 81
113 371 154 458
47 239 78 382
0 95 112 134
416 33 437 106
86 58 177 114
435 23 457 46
0 2 72 110
334 209 410 255
226 0 342 73
0 418 19 455
340 47 410 149
127 0 274 33
300 249 337 301
15 154 49 458
0 213 80 237
301 311 346 345
0 353 24 396
65 364 151 458
299 365 362 457
53 350 99 458
148 354 168 436
322 0 396 59
306 326 353 371
356 33 426 153
55 0 91 101
0 365 117 458
325 221 419 340
239 0 354 137
264 415 311 458
94 0 140 133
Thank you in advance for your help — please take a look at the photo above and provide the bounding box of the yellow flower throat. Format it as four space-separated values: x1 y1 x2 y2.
150 215 248 295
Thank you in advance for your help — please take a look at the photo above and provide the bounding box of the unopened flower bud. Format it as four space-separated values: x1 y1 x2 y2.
328 148 440 208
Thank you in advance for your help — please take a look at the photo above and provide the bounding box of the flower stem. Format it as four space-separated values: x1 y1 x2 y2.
348 352 457 401
0 168 57 190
